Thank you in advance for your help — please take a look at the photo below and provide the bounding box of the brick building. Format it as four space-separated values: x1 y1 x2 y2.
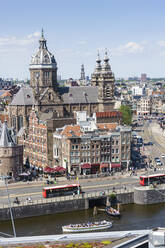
19 107 48 168
96 111 122 124
18 108 76 167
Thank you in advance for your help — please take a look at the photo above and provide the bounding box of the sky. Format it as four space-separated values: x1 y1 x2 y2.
1 0 165 80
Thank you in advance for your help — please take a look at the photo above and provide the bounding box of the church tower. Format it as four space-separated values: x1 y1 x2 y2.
29 30 58 96
80 64 85 80
91 50 115 111
91 51 102 86
98 50 115 102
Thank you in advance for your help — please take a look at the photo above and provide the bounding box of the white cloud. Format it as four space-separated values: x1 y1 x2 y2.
157 40 165 47
27 31 40 39
116 42 144 54
0 31 40 47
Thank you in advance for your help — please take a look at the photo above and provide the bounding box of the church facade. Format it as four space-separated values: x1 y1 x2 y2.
8 31 115 132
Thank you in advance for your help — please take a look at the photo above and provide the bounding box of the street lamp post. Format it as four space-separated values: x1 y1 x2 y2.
148 159 150 187
4 177 16 237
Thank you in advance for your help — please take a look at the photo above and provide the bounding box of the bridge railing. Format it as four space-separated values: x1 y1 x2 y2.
0 187 133 209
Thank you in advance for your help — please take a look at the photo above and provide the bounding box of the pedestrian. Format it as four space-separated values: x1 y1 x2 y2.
14 197 20 204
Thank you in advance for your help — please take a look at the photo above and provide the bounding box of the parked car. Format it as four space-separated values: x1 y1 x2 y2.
156 160 162 166
161 154 165 159
148 141 153 145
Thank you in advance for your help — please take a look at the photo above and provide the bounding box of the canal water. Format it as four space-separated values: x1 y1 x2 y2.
1 203 165 237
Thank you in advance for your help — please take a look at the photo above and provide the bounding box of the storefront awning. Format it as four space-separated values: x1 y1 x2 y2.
81 163 91 169
111 163 121 168
91 163 100 167
100 163 109 168
44 166 66 173
54 166 66 172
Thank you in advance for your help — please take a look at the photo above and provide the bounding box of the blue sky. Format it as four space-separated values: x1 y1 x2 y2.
1 0 165 79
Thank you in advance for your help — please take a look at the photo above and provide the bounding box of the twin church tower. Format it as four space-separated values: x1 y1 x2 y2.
9 31 115 132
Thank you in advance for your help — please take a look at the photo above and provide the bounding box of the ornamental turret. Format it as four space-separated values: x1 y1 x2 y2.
98 50 115 102
102 49 111 73
91 51 102 86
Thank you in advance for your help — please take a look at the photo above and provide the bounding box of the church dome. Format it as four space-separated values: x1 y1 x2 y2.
29 30 57 69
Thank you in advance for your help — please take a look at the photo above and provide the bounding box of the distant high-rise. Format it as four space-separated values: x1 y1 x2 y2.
80 64 85 80
141 73 147 82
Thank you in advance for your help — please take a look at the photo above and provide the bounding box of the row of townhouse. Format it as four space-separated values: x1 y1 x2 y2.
53 124 131 175
18 109 123 170
135 97 165 116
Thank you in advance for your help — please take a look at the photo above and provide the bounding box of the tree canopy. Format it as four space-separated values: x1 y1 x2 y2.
119 105 132 125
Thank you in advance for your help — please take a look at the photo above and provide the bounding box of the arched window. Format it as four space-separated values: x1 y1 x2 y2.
12 117 16 130
18 116 23 131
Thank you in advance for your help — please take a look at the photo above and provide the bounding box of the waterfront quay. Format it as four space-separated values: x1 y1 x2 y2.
0 187 133 221
2 180 165 221
2 168 165 221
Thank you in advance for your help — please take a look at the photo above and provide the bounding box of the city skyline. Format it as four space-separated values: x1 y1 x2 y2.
1 0 165 79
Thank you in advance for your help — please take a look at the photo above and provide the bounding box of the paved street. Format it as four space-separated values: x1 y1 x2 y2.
0 174 139 205
140 120 165 167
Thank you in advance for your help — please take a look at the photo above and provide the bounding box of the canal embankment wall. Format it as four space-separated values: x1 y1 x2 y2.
1 186 165 221
134 186 165 205
0 190 134 221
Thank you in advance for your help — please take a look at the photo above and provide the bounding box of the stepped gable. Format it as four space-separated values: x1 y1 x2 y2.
60 86 98 104
10 85 35 106
0 121 15 147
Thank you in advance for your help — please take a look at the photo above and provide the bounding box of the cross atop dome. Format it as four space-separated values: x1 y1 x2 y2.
39 28 47 49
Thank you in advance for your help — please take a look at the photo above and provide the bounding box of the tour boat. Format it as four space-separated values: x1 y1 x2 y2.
105 207 120 217
62 220 112 233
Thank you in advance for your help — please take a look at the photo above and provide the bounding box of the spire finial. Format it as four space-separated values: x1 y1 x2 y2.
97 49 100 60
104 48 109 62
41 28 44 38
96 50 101 62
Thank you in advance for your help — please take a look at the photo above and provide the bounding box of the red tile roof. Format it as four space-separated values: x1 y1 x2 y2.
97 123 117 130
61 125 82 137
96 111 122 118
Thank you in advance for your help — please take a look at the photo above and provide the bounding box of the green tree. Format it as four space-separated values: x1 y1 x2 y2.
119 105 132 125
